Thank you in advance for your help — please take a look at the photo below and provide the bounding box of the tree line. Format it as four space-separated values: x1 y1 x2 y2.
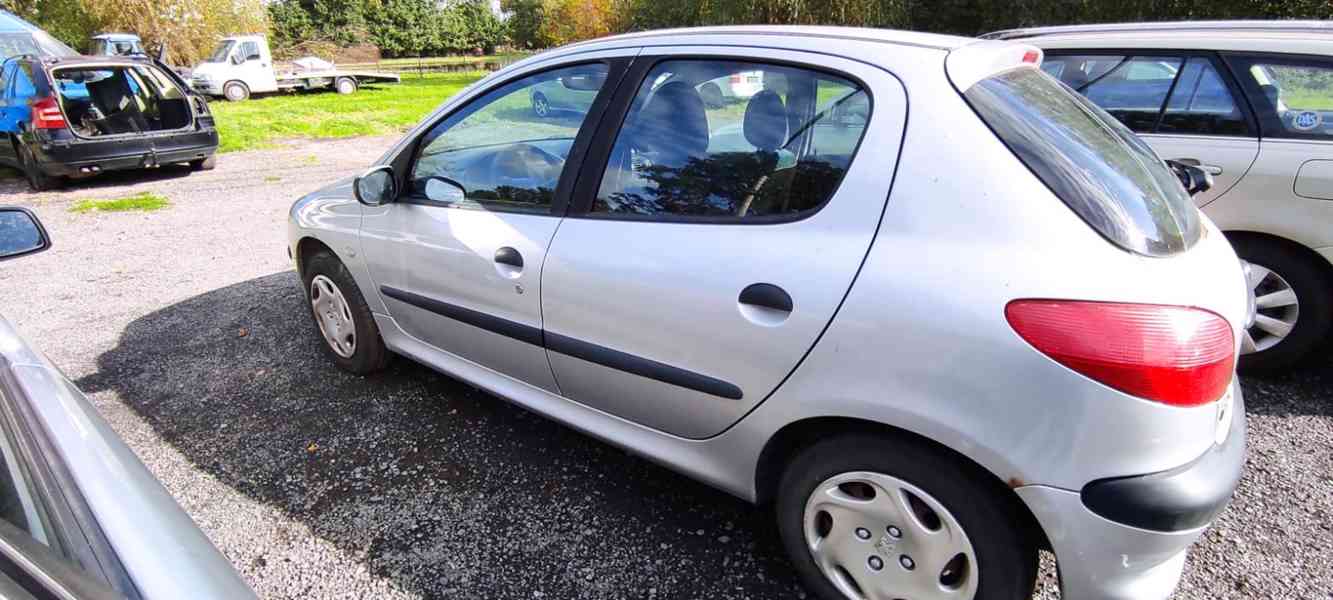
5 0 1333 64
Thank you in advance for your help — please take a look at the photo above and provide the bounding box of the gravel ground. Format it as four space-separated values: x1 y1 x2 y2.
0 136 1329 599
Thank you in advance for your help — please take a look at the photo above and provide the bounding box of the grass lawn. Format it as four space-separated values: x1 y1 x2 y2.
70 192 170 213
210 72 487 153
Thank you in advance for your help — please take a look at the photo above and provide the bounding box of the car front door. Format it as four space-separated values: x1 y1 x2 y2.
1044 52 1260 206
539 50 907 439
0 62 18 167
358 57 627 392
235 40 277 93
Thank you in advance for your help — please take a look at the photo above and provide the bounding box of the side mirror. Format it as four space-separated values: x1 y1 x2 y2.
424 177 466 205
1165 159 1213 197
229 54 243 66
353 166 397 206
0 207 51 261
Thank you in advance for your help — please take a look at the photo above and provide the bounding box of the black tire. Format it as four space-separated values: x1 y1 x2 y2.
17 142 60 192
223 81 250 102
190 155 217 171
1232 236 1333 373
301 251 390 374
531 92 550 118
776 434 1037 600
334 77 357 95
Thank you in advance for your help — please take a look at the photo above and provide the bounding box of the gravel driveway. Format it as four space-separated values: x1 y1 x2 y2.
0 136 1329 599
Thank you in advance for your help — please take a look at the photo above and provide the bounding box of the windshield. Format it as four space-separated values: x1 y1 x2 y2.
964 68 1200 256
206 40 235 63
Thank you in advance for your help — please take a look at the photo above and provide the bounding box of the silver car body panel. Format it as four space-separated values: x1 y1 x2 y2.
0 317 255 599
290 27 1249 599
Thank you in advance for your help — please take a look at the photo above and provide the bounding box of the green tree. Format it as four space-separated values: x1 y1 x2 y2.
501 0 546 48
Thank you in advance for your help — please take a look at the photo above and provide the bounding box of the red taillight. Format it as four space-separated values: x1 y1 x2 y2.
1005 300 1234 407
32 96 67 130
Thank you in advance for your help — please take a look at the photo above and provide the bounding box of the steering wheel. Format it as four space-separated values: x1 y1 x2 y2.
492 143 564 190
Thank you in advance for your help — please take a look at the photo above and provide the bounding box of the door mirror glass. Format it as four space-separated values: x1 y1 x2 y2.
424 177 466 205
229 53 243 66
0 207 51 261
354 166 397 206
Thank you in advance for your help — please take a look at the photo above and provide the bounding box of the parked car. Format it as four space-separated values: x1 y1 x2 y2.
289 28 1247 600
0 10 78 61
985 20 1333 371
0 54 218 191
90 33 146 57
0 206 256 599
190 35 399 102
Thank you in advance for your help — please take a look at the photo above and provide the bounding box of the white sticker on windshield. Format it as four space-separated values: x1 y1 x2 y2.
1293 110 1323 131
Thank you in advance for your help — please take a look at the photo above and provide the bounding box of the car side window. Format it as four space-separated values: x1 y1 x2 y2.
592 60 869 220
1227 55 1333 140
409 63 609 214
9 64 35 101
1076 56 1183 132
1159 58 1246 135
240 41 260 61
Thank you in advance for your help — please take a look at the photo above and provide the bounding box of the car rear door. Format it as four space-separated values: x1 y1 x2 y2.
1043 51 1260 206
539 49 907 439
358 55 631 393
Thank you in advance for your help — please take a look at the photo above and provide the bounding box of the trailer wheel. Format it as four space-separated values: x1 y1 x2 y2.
223 81 250 102
335 77 357 95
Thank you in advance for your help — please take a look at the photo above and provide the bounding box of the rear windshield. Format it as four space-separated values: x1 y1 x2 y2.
964 68 1200 256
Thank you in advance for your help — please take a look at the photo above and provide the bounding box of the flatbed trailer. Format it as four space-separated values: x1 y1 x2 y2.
190 35 401 101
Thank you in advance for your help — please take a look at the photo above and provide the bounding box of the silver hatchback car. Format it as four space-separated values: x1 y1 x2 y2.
289 27 1248 600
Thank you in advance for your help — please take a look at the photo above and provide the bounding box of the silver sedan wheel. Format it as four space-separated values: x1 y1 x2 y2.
804 471 978 600
1243 261 1299 354
310 275 356 358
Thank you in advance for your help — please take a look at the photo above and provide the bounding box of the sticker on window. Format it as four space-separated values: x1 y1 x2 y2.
1293 110 1323 131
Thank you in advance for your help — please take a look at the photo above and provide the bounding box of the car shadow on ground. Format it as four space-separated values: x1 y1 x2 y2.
74 271 805 598
1238 349 1333 418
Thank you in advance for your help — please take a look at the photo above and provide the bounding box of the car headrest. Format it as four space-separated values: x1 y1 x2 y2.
1063 69 1089 91
633 81 709 163
744 90 787 152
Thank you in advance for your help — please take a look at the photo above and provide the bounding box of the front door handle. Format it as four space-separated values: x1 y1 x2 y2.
739 283 792 312
494 246 523 268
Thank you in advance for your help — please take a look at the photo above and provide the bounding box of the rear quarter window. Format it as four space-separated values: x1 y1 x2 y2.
963 68 1201 256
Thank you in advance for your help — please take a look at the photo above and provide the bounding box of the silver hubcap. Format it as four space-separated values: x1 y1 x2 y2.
804 472 978 600
226 84 244 100
1243 261 1299 354
310 275 356 358
338 80 354 93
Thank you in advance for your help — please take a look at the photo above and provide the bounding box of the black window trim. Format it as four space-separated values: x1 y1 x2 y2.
1220 50 1333 143
564 53 875 225
393 57 634 218
1043 48 1258 139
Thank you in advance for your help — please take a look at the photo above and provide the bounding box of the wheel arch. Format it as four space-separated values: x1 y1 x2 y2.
1224 230 1333 277
295 236 337 279
754 416 1051 550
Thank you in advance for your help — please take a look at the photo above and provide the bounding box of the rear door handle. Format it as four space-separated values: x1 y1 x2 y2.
739 283 792 312
494 246 523 268
1172 158 1223 176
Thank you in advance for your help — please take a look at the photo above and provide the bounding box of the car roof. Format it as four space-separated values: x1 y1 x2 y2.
93 33 141 41
984 20 1333 54
560 25 975 54
0 10 41 33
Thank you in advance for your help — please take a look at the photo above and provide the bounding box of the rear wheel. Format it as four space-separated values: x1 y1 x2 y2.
17 142 60 192
223 81 250 102
777 434 1036 600
301 251 390 374
1233 236 1332 372
335 77 357 95
531 92 550 118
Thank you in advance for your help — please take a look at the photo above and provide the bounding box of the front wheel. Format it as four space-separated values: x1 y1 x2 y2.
777 434 1037 600
223 81 250 102
1233 236 1333 372
302 251 390 374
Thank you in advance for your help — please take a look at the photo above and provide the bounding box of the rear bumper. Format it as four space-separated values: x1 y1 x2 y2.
31 129 218 177
1019 380 1245 599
